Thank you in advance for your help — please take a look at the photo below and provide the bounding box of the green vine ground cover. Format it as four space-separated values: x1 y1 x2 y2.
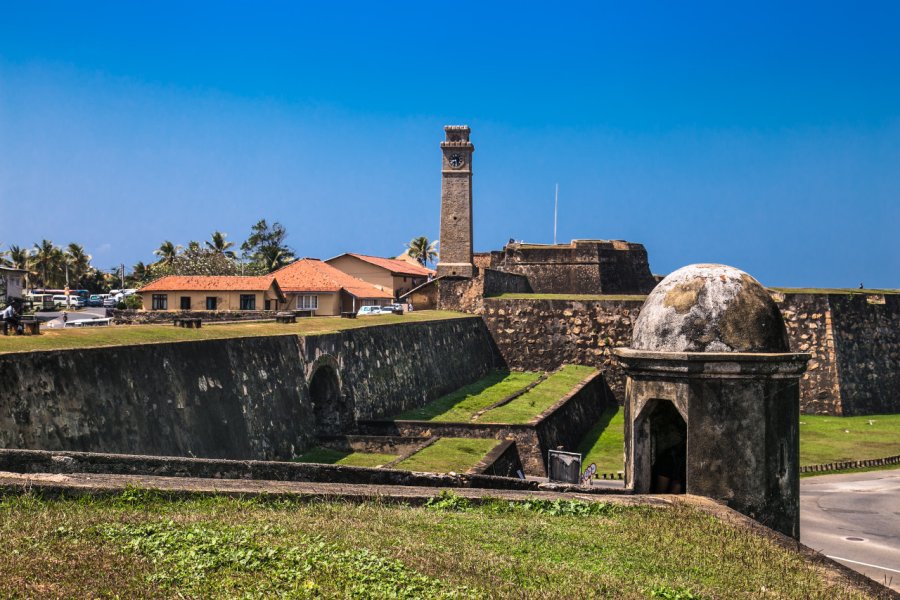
477 365 597 424
0 491 875 599
396 371 541 422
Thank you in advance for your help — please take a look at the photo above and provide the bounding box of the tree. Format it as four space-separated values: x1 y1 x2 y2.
206 231 236 258
186 240 201 253
405 236 439 267
6 245 30 270
128 261 151 287
64 243 92 287
153 241 181 267
30 239 65 288
241 220 295 273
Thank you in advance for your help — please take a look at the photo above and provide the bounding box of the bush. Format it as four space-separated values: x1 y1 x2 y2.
116 302 127 310
123 295 142 310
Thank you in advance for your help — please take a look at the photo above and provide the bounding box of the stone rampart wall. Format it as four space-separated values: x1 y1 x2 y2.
0 317 497 459
829 294 900 415
483 297 641 398
483 295 899 415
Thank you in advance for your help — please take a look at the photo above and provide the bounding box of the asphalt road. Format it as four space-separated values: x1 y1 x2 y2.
800 468 900 591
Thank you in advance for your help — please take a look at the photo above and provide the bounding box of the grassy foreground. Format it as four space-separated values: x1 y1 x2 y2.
478 365 597 424
0 491 873 599
397 371 541 422
0 311 467 354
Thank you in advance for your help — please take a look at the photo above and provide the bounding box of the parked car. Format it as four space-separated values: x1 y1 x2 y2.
102 295 120 308
356 305 383 316
87 295 104 307
380 303 404 315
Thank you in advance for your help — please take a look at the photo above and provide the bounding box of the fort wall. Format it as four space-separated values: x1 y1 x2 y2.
482 294 899 416
0 317 497 460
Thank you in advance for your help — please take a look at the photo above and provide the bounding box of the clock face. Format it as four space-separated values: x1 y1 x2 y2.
448 153 465 169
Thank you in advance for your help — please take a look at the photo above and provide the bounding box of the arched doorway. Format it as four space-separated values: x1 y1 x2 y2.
633 399 687 494
308 365 354 436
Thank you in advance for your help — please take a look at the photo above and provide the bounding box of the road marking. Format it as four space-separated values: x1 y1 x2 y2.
827 555 900 575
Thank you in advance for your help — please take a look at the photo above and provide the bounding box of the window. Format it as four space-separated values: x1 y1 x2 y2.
180 296 191 310
239 294 256 310
206 297 217 310
151 294 168 310
297 295 318 310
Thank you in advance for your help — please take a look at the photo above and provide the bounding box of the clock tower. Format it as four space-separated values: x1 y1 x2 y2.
436 125 475 278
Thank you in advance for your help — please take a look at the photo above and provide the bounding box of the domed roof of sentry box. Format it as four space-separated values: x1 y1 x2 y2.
631 264 789 353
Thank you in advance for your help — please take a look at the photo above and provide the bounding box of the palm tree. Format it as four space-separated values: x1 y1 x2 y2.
186 240 201 253
65 243 92 286
154 241 181 267
405 236 439 267
206 231 236 258
6 245 30 270
30 239 65 288
256 245 295 272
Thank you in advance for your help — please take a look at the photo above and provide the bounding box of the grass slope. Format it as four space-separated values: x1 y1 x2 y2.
0 491 875 599
396 371 541 422
294 447 398 468
799 414 900 466
0 311 466 355
578 406 626 472
395 438 499 473
478 365 597 424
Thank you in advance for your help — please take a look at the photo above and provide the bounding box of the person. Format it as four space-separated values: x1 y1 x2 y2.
62 312 68 325
1 301 20 336
407 301 414 312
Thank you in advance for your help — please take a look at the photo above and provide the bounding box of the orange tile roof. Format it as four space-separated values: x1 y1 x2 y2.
272 259 393 299
332 253 434 277
139 275 279 293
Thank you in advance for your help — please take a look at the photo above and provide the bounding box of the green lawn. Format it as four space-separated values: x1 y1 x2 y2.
396 371 541 422
293 447 398 468
0 311 466 355
478 365 597 424
0 491 873 598
578 406 626 473
491 293 648 301
395 438 500 473
799 414 900 466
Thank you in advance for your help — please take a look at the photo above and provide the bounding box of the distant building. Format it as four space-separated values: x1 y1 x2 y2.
272 258 393 315
138 275 284 311
0 267 28 304
325 253 433 300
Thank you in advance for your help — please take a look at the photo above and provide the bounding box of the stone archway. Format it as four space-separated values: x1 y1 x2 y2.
307 363 354 436
633 399 687 494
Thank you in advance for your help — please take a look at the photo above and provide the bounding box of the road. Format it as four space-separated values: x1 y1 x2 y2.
801 468 900 592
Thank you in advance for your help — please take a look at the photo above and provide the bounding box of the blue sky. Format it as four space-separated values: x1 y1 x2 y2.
1 2 897 287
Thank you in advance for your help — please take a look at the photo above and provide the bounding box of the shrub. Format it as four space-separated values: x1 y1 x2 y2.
123 295 142 309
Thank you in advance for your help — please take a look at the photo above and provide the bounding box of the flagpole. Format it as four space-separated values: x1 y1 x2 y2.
553 183 559 245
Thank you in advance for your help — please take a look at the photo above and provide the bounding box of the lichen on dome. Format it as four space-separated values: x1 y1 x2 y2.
631 264 789 353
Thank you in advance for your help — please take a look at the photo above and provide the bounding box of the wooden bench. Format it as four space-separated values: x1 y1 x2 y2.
2 319 39 336
173 317 202 329
340 312 357 319
275 312 296 324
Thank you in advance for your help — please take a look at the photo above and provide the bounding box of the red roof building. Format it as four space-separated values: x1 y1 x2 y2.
325 253 434 300
137 275 284 311
271 258 393 315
